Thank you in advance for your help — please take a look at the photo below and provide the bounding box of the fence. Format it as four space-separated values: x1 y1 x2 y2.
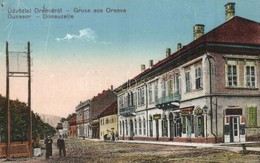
0 141 29 158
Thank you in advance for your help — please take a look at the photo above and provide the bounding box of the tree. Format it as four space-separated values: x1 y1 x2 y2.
0 95 56 142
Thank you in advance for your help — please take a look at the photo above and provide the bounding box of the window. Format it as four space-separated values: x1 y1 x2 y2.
138 87 145 106
185 72 191 92
119 121 122 135
149 116 153 137
154 80 158 103
175 75 180 93
248 107 257 127
133 92 137 106
168 79 173 96
195 67 202 89
227 65 237 86
162 115 168 137
139 118 142 135
125 120 128 136
127 93 131 106
182 117 186 134
119 96 124 109
134 119 137 135
148 83 153 104
143 118 146 135
161 80 166 98
141 87 145 105
246 66 256 87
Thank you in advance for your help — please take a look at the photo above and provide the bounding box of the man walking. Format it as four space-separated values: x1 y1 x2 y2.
57 135 66 157
44 135 53 159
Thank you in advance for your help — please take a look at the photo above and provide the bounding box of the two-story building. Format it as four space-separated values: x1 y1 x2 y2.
99 101 118 140
75 100 90 138
67 113 77 137
114 3 260 143
90 89 117 139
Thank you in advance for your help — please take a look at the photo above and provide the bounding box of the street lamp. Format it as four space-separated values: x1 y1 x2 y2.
203 105 208 142
203 105 208 114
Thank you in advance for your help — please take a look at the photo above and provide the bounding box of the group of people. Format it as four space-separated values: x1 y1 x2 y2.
44 135 66 159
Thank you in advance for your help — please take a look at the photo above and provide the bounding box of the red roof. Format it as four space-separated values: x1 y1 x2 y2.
115 16 260 91
90 90 117 119
98 101 117 118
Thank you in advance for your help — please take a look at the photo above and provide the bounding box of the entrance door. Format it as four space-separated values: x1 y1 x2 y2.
122 121 125 140
155 120 159 141
230 117 240 142
174 118 181 137
130 119 134 140
186 116 192 139
169 113 174 141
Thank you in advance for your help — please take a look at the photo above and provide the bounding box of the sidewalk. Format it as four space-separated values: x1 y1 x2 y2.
80 136 260 154
110 139 260 153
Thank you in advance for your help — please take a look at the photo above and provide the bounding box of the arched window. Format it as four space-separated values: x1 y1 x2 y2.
149 115 153 137
125 120 128 136
134 119 137 135
139 118 142 135
143 118 146 135
162 114 168 137
122 120 125 136
119 121 122 135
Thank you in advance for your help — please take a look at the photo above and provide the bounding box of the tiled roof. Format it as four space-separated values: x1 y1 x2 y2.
90 90 117 119
115 16 260 92
98 101 117 118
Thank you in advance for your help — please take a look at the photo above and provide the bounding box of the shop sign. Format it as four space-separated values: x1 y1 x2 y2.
181 110 190 116
226 109 242 115
153 114 161 120
195 108 203 115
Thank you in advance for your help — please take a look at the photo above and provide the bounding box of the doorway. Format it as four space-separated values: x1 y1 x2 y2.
130 119 134 140
230 116 240 142
169 113 174 140
155 120 159 141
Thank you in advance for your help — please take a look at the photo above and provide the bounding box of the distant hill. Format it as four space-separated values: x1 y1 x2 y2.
38 113 63 128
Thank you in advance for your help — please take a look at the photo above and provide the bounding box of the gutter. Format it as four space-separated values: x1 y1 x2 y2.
206 52 217 143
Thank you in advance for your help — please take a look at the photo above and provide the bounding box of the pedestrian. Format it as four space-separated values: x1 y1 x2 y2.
57 135 66 157
115 131 119 142
44 135 53 159
111 130 115 141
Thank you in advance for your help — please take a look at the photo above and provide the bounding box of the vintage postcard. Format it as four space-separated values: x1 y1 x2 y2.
0 0 259 162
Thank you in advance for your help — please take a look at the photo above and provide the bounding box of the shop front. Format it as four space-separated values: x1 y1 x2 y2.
224 108 245 143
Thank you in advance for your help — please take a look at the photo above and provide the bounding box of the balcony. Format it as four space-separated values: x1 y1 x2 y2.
156 92 181 110
119 105 136 117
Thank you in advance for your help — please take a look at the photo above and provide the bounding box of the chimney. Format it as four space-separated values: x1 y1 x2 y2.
141 64 146 72
110 85 113 91
225 2 235 21
177 43 182 50
149 60 153 68
166 48 171 57
193 24 205 40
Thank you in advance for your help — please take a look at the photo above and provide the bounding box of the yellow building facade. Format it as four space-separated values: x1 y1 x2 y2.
100 114 118 140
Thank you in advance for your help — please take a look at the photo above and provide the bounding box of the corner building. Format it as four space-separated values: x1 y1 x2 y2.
114 3 260 143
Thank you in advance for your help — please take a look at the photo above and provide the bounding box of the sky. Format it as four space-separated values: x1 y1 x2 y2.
0 0 259 117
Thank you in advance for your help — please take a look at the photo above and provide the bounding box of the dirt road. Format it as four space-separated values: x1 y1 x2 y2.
2 138 260 162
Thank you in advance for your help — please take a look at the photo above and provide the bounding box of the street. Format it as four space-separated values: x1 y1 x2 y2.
3 138 259 163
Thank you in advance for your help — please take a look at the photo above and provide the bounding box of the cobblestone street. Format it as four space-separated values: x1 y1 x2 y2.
2 138 260 163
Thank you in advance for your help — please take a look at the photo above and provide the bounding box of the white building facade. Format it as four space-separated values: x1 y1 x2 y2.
115 3 260 143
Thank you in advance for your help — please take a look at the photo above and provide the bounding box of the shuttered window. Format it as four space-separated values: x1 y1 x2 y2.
248 107 257 127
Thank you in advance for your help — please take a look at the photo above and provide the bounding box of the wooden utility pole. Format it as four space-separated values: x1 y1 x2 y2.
5 42 32 159
5 42 11 159
27 42 32 157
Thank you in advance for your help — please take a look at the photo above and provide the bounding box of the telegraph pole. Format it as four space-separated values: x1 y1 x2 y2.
5 42 33 159
27 42 32 157
5 42 11 159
